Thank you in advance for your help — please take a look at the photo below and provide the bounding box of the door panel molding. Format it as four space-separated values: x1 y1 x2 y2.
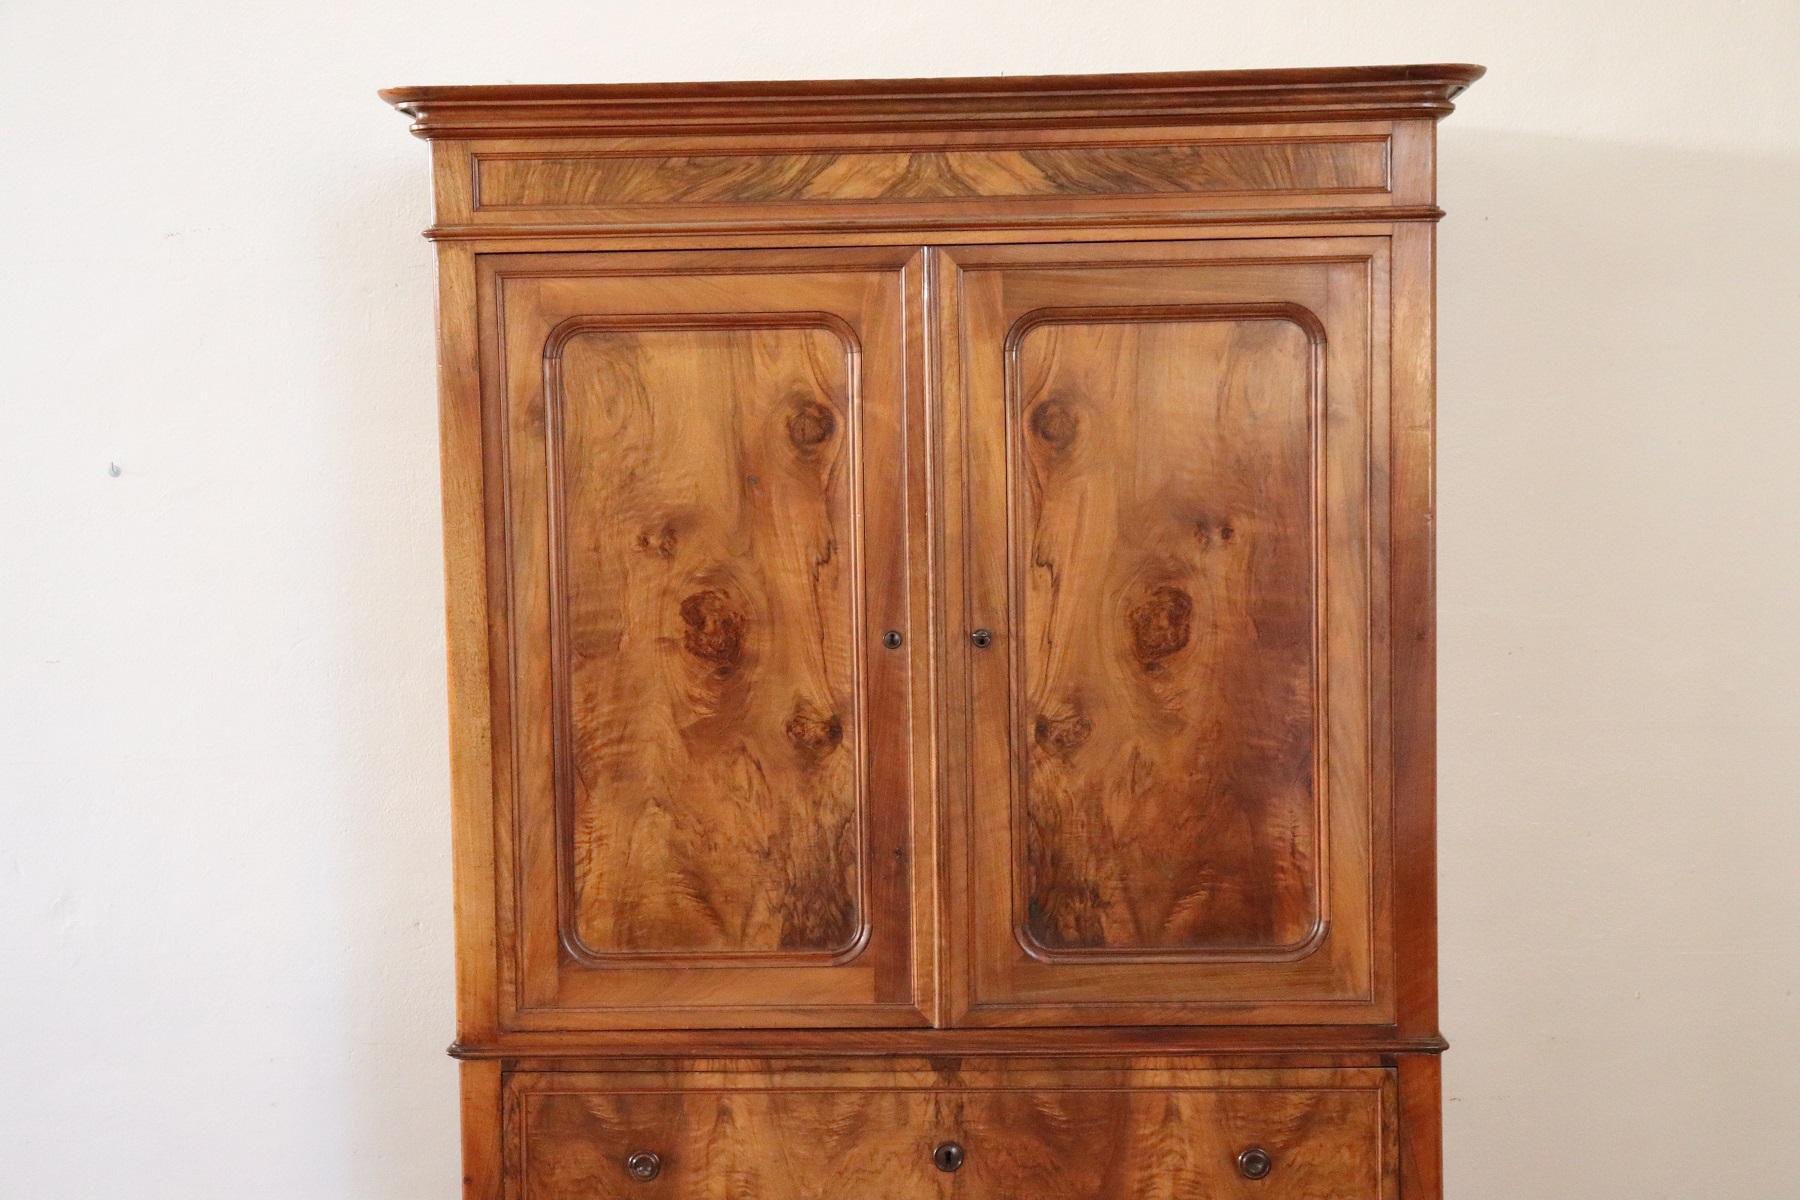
478 248 934 1029
937 238 1394 1027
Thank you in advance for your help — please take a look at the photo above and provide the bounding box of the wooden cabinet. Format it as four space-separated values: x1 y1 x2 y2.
384 63 1480 1199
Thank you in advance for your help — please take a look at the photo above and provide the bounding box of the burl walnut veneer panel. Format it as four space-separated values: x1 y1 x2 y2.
550 319 864 964
1011 312 1321 961
469 133 1390 209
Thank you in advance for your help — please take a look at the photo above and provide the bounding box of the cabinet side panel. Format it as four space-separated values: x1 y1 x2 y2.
1396 1054 1443 1198
434 235 502 1041
1390 154 1440 1040
460 1060 503 1200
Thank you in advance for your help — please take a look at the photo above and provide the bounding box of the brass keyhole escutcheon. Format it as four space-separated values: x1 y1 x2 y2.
969 628 993 649
882 629 904 649
626 1151 662 1181
1237 1146 1273 1180
933 1141 965 1172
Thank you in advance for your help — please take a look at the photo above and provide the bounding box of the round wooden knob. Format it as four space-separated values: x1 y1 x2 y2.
933 1141 965 1172
1237 1146 1273 1180
625 1151 662 1181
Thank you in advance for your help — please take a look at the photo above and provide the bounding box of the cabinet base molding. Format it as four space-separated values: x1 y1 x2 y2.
448 1029 1448 1062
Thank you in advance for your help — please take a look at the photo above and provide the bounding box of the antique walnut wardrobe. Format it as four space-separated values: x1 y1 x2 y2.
383 63 1481 1200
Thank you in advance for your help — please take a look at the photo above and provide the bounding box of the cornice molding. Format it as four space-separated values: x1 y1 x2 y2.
381 64 1485 140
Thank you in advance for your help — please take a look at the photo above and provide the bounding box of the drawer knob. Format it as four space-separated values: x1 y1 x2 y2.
1237 1146 1273 1180
625 1151 662 1181
932 1141 966 1172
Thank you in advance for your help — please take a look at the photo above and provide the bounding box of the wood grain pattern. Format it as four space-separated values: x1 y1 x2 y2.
422 208 1450 245
1389 221 1440 1040
1007 308 1322 961
508 1064 1394 1200
431 125 1410 241
429 234 505 1048
1396 1054 1443 1197
460 1060 504 1199
942 238 1388 1026
473 136 1388 209
387 68 1481 243
484 249 932 1028
546 316 865 963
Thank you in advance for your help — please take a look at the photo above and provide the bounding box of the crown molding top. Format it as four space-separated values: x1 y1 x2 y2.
380 63 1485 139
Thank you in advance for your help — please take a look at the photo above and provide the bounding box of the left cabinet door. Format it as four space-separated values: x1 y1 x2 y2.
477 249 932 1030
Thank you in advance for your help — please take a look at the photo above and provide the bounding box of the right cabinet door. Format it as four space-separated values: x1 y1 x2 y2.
939 239 1394 1026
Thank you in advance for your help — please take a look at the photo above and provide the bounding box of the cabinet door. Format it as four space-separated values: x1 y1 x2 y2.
481 248 932 1029
939 240 1392 1025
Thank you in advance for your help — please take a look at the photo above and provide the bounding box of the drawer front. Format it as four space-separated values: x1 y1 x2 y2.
508 1067 1396 1199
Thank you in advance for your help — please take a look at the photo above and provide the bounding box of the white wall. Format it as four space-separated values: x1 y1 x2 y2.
3 2 1796 1196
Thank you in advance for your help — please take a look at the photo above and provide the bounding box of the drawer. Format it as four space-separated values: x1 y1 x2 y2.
507 1066 1396 1199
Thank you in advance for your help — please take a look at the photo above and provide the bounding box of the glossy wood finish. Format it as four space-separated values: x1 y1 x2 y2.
447 1025 1447 1060
552 318 862 964
940 239 1388 1025
385 66 1481 241
386 63 1476 1200
1010 311 1320 959
507 1063 1396 1200
484 248 932 1028
383 64 1483 137
470 136 1390 210
407 121 1432 242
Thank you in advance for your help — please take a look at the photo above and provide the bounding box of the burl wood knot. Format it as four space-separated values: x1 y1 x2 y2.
634 523 680 559
1033 711 1094 759
1193 516 1237 548
1029 398 1080 449
786 399 837 450
679 588 746 675
784 706 845 759
1128 584 1194 667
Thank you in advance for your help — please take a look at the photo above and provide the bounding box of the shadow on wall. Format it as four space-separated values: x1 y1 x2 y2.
1439 130 1800 1197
